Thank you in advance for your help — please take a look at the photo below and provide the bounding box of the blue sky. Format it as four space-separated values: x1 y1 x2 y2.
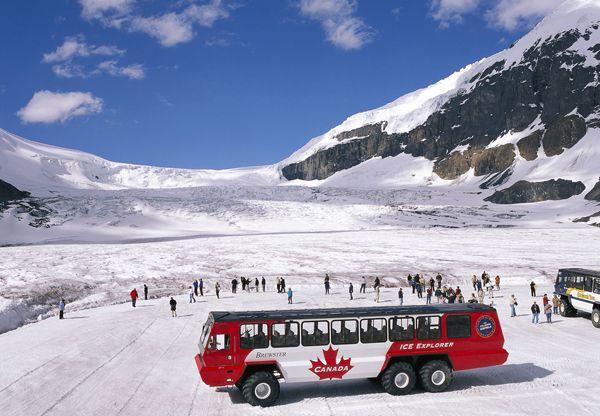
0 0 560 169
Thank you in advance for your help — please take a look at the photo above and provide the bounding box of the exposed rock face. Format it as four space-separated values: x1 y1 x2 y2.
484 179 585 204
585 180 600 201
0 179 29 202
282 27 600 184
517 131 543 161
542 115 587 157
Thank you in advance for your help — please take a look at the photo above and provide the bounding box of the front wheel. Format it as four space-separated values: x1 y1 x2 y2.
242 371 280 407
592 308 600 328
381 362 416 395
559 298 576 317
419 360 452 393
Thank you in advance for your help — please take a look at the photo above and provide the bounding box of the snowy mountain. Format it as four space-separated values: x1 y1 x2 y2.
282 0 600 204
2 0 600 244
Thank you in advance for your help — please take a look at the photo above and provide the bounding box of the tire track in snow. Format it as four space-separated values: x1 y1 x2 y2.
0 354 62 394
38 319 156 416
116 318 191 415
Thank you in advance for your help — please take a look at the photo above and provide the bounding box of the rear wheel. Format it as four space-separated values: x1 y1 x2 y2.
381 362 416 395
559 298 576 317
419 360 452 393
592 308 600 328
241 371 280 407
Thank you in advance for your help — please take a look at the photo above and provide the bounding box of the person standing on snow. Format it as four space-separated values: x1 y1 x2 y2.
169 297 177 317
509 295 518 317
435 273 443 289
199 278 204 296
426 287 432 304
552 295 560 314
495 275 501 290
193 279 199 297
472 275 477 291
542 294 549 307
544 302 553 323
324 274 330 295
375 284 381 303
281 278 286 293
398 287 404 306
349 283 354 300
143 284 148 300
360 276 367 293
261 277 266 292
255 278 260 292
231 278 238 294
531 301 540 324
287 288 293 304
215 282 221 299
530 281 537 297
130 288 139 308
435 287 442 303
189 286 196 303
58 299 66 319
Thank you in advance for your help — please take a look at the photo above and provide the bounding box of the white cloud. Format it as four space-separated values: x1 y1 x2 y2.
43 35 124 63
97 60 146 79
430 0 563 31
486 0 564 31
51 63 88 78
17 91 103 124
429 0 481 28
299 0 373 50
79 0 135 20
80 0 231 47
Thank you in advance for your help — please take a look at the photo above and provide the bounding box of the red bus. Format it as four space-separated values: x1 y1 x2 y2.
195 303 508 407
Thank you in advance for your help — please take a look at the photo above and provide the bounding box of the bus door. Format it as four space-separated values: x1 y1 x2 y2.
204 322 237 380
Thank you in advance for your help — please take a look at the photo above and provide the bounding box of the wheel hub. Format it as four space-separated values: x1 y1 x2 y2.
431 370 446 386
255 382 272 400
394 372 410 389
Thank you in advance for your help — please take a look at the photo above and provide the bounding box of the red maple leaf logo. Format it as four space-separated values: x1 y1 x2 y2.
309 346 353 380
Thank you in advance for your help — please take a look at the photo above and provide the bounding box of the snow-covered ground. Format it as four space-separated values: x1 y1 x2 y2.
2 227 599 332
2 280 600 416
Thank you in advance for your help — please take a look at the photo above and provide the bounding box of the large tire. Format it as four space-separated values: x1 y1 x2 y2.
592 308 600 328
381 362 416 395
241 371 280 407
559 298 576 317
419 360 452 393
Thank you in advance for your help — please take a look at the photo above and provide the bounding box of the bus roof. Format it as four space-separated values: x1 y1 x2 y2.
208 303 495 322
558 268 600 278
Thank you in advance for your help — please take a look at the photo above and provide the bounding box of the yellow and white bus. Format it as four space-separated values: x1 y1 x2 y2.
554 268 600 328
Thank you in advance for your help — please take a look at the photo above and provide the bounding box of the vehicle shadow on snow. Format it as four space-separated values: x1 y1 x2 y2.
451 363 553 390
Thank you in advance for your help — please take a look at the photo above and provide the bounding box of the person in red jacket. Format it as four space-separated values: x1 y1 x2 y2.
130 288 139 307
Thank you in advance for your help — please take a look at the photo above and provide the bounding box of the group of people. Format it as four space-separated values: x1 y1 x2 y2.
509 284 560 324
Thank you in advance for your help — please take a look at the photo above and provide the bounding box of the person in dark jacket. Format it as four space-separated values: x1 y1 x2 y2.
193 280 198 297
531 301 540 324
435 273 442 289
324 274 330 294
231 278 238 294
169 297 177 317
530 281 537 297
199 278 204 296
143 284 148 300
255 278 260 292
215 282 221 299
130 288 138 307
261 277 266 292
349 283 354 300
398 288 404 306
58 299 66 319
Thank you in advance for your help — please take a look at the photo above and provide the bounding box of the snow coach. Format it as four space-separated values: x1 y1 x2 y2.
555 268 600 327
194 304 508 407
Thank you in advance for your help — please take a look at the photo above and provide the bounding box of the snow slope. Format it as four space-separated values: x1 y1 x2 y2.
2 280 600 416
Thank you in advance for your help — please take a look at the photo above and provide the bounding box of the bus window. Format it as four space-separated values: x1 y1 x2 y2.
331 320 359 345
360 318 387 343
584 277 593 292
594 278 600 295
417 316 441 340
271 322 300 348
446 315 471 338
208 333 230 351
301 321 330 346
389 317 414 341
239 323 268 349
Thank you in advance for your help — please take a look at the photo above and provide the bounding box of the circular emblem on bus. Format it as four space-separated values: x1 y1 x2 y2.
476 316 496 338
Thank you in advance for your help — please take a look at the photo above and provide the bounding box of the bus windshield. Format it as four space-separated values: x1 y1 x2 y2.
200 317 214 350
